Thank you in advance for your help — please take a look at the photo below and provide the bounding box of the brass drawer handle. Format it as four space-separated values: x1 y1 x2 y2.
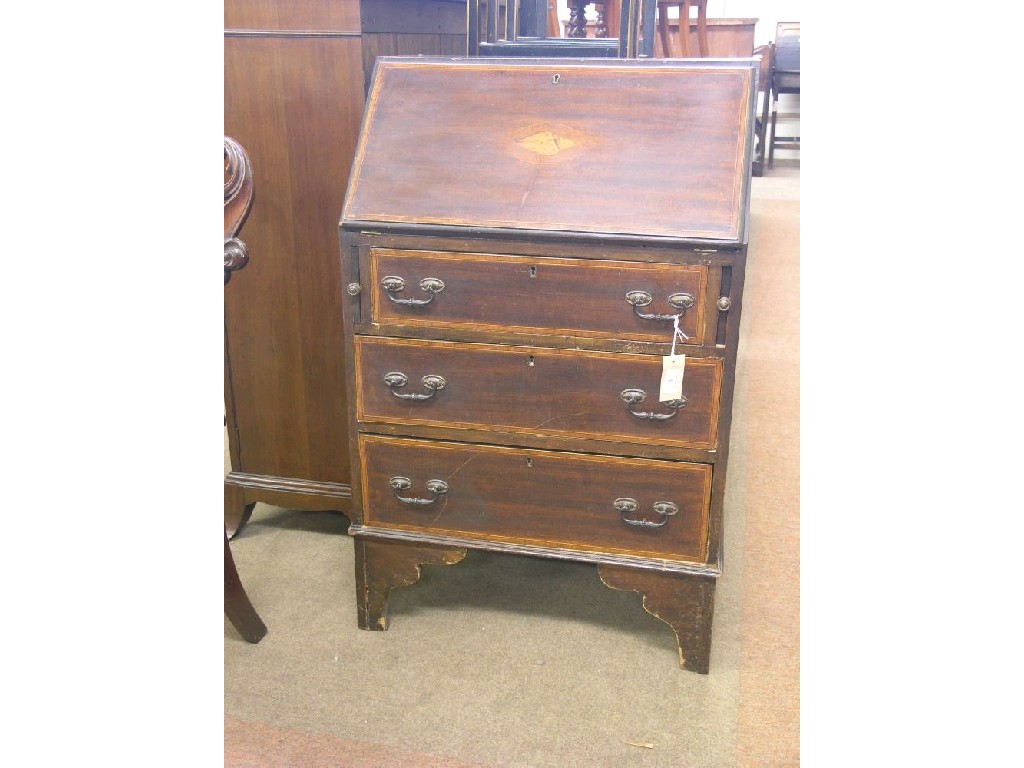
384 371 447 401
614 498 679 529
620 388 687 420
381 275 446 306
390 476 449 506
625 290 695 321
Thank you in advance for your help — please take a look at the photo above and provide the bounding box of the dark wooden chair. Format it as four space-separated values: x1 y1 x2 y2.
468 0 654 58
767 21 800 168
224 136 267 644
656 0 709 58
752 42 773 176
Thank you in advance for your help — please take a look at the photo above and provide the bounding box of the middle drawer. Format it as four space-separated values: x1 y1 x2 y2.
355 336 723 450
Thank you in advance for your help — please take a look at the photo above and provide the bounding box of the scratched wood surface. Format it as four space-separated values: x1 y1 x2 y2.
342 58 755 241
358 434 712 563
338 58 756 671
367 248 709 343
355 336 723 449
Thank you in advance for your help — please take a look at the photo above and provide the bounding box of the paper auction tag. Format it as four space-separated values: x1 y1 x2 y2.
660 354 686 402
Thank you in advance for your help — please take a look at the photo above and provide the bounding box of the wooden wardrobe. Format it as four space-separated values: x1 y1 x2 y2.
224 0 466 529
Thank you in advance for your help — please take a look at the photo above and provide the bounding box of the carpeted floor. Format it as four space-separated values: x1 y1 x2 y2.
225 168 799 767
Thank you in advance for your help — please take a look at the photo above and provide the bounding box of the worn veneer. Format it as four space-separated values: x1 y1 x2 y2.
340 56 756 672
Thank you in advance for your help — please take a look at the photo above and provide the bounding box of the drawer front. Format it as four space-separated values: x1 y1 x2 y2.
356 336 722 449
368 248 708 344
359 435 712 563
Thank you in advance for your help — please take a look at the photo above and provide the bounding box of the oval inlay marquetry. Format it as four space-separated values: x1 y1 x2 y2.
510 123 586 165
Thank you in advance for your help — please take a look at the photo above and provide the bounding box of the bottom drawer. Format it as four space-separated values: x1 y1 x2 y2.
359 434 712 564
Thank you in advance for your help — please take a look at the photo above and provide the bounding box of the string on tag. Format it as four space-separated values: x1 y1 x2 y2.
670 315 689 356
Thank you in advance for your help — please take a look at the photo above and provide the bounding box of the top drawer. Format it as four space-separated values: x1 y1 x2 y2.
367 248 708 345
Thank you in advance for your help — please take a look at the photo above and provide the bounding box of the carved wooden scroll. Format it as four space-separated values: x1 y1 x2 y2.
224 136 254 284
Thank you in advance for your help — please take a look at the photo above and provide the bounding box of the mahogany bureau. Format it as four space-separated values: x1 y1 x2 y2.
339 57 756 672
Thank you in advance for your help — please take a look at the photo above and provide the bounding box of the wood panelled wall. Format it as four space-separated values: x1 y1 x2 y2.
360 0 467 90
224 0 467 528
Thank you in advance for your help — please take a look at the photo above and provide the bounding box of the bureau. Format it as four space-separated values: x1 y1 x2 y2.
339 57 756 672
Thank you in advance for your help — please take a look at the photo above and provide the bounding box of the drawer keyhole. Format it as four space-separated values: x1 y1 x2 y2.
529 266 537 278
527 355 535 366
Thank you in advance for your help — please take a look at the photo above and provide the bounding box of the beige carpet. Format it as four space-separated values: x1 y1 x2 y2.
225 169 799 767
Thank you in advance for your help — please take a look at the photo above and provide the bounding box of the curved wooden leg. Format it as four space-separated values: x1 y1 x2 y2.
355 538 467 631
225 482 256 539
224 529 267 643
753 116 764 176
598 565 716 673
754 58 772 176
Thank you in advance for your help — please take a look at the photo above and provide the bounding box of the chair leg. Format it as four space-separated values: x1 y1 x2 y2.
657 5 672 58
759 83 772 145
754 83 771 175
547 0 560 37
680 0 691 57
225 529 267 643
752 118 763 176
696 0 709 57
605 0 620 39
768 88 779 169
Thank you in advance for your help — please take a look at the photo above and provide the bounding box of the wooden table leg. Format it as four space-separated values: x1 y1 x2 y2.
224 529 267 643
